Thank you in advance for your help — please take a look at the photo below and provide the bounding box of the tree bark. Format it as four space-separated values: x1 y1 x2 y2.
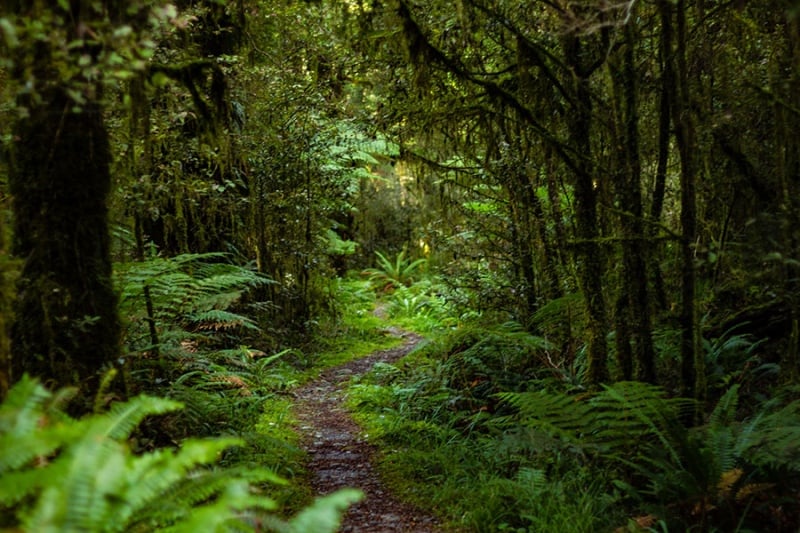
0 195 11 399
564 34 610 386
662 0 702 400
649 34 671 314
9 89 120 408
617 23 657 383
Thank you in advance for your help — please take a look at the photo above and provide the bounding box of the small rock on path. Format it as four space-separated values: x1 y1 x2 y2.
292 330 442 533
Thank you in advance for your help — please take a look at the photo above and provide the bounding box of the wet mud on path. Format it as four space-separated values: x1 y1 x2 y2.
292 328 441 532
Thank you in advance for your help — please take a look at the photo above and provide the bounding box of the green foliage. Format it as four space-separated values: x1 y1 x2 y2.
0 375 359 533
348 354 623 532
348 313 800 531
702 324 772 391
501 382 800 529
363 249 428 291
312 278 405 367
0 2 175 106
117 252 272 352
383 277 455 333
400 324 553 415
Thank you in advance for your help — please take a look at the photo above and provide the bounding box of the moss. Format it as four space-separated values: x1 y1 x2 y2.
9 91 120 409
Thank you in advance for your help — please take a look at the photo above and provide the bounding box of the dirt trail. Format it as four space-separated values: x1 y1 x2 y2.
292 328 441 533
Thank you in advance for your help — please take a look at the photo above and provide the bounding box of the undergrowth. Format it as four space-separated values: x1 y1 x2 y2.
0 375 361 532
348 321 800 532
113 259 403 518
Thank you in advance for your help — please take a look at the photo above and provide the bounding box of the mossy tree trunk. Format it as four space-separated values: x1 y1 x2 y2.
0 190 12 399
9 89 120 404
563 33 610 386
661 0 703 401
610 22 657 383
777 14 800 383
5 0 123 408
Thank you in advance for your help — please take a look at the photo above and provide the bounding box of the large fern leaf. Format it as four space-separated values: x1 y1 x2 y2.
0 377 345 533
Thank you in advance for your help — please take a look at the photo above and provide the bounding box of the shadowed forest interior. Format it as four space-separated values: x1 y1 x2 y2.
2 1 800 531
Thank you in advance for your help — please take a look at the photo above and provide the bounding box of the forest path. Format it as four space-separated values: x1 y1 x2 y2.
292 327 441 533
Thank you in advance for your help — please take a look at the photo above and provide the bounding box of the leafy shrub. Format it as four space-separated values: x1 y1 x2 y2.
402 323 553 417
0 375 360 533
384 278 455 332
349 318 800 532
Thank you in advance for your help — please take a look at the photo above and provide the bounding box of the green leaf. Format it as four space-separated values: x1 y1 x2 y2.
289 489 363 533
0 18 19 48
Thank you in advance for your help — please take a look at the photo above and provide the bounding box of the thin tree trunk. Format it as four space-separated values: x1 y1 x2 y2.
662 0 702 400
0 198 11 399
508 179 539 322
621 23 656 383
649 38 671 313
129 78 160 359
564 35 609 386
615 287 634 381
545 147 573 290
778 15 800 383
134 214 160 357
528 181 562 302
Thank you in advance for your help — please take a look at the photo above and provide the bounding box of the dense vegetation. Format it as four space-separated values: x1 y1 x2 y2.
1 0 800 531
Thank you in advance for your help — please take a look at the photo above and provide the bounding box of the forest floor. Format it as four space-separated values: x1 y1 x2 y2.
292 326 442 533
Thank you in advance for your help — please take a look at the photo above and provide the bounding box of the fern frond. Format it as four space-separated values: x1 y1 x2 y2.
497 390 591 446
742 400 800 471
595 382 691 465
289 489 364 533
188 309 260 332
0 378 81 476
0 378 356 532
120 439 248 527
158 480 274 533
95 395 183 440
499 382 692 467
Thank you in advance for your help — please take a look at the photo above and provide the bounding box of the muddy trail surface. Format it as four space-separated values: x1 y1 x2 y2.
292 328 442 533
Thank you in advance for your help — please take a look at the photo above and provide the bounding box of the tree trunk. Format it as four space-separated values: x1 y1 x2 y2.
0 196 12 399
9 89 120 408
662 0 702 400
617 22 657 383
564 35 610 386
778 14 800 383
649 36 671 314
504 164 539 323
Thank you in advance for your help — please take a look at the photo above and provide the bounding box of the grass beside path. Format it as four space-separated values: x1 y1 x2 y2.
254 278 407 513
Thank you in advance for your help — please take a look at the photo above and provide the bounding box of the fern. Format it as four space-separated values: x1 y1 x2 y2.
500 383 683 462
188 309 260 332
739 398 800 471
363 249 428 290
288 490 364 533
0 376 359 533
500 381 800 528
116 253 273 353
